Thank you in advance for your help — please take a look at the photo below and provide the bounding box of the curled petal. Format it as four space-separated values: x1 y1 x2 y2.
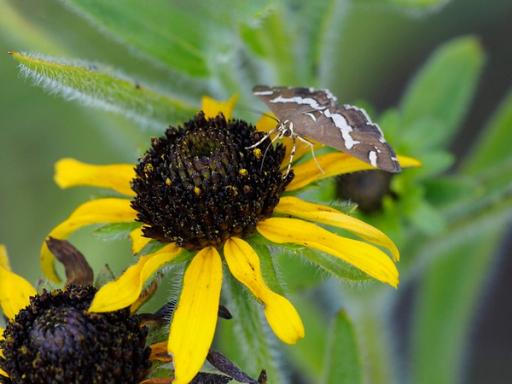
275 196 399 261
130 227 151 254
55 158 135 196
168 247 223 384
287 153 422 191
0 245 10 271
41 198 137 282
0 266 36 320
224 238 304 344
257 218 398 287
201 95 238 119
89 244 181 313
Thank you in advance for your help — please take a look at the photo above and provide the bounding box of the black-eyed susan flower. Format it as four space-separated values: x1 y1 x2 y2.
41 97 420 384
0 241 151 384
0 240 261 384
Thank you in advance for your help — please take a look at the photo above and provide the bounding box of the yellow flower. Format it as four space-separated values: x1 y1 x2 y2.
42 96 420 384
0 242 152 383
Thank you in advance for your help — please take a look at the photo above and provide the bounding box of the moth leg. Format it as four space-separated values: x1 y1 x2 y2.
245 125 280 150
283 135 297 178
297 135 325 174
260 129 286 172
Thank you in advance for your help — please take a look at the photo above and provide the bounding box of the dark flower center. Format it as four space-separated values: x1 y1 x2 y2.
0 286 150 384
131 112 292 250
336 171 395 214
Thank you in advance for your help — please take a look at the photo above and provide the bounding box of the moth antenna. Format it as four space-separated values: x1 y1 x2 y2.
297 135 325 174
236 105 280 123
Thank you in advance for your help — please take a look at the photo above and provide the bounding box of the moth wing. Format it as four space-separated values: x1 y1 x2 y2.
253 85 336 121
302 104 401 173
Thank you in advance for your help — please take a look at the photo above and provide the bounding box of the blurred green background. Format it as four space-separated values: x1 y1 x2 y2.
0 0 511 383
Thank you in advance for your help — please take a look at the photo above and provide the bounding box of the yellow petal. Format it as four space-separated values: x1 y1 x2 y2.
0 327 6 377
201 95 238 119
168 247 223 384
89 244 182 312
130 227 151 254
275 196 399 261
41 198 137 283
224 238 304 344
255 112 278 133
0 245 10 271
0 266 36 320
257 218 398 287
55 158 135 196
255 114 323 165
287 153 422 191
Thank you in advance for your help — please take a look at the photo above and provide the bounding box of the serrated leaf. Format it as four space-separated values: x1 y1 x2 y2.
322 310 362 384
400 36 485 148
93 222 141 241
10 51 197 128
63 0 273 77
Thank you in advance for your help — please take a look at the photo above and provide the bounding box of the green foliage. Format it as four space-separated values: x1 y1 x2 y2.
411 231 500 384
463 90 512 173
10 51 196 128
4 1 512 384
93 222 141 241
63 0 272 77
322 310 362 384
400 36 484 150
222 272 285 382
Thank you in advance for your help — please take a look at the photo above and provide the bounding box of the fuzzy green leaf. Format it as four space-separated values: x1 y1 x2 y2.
63 0 272 77
322 310 362 384
10 51 196 128
273 244 369 282
222 272 285 383
400 36 484 148
93 222 141 241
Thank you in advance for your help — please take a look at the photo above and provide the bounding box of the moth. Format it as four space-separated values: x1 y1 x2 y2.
251 85 401 176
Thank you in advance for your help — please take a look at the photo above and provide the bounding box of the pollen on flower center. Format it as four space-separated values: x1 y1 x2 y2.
0 286 150 384
131 112 293 250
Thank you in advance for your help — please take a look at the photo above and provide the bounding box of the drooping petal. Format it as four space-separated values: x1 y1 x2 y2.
201 95 238 119
287 153 422 191
54 158 135 196
224 238 304 343
275 196 399 261
257 218 398 287
41 198 137 282
89 244 182 313
0 245 10 271
0 266 36 320
130 227 151 254
168 247 223 384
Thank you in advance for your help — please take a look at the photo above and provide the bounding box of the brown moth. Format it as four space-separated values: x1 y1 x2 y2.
251 85 401 175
